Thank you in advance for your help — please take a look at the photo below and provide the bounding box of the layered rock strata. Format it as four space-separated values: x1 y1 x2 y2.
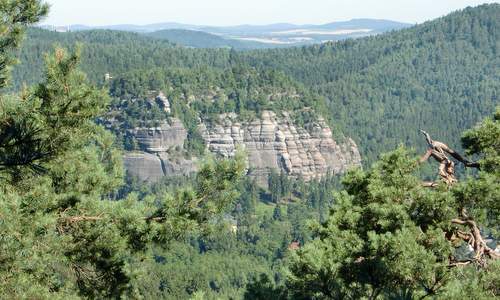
123 118 197 182
128 118 187 152
199 111 361 184
123 111 361 184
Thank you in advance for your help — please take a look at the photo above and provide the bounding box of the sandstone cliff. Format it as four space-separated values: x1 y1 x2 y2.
199 111 361 185
124 111 361 184
123 119 197 181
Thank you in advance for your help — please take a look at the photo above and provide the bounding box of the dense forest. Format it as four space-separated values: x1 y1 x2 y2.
240 5 500 163
12 28 231 88
1 1 499 299
117 172 342 299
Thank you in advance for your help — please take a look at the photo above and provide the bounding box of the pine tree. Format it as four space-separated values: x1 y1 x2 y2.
286 108 500 299
0 1 245 297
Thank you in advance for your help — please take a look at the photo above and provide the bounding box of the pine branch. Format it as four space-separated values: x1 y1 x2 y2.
450 218 499 264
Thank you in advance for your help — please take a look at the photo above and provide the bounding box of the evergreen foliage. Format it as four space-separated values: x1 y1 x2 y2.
107 66 327 121
0 2 245 297
284 109 500 299
1 2 499 299
12 28 231 88
241 4 500 164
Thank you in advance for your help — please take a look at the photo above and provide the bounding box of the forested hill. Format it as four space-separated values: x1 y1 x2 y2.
146 29 274 49
13 28 232 88
13 4 500 164
240 4 500 162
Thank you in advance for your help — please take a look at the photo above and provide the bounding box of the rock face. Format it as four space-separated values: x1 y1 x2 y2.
123 111 361 184
124 152 164 182
155 92 171 113
199 111 361 185
128 119 187 152
123 118 197 182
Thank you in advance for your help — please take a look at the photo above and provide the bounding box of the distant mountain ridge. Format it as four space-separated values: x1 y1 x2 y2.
41 19 411 49
146 29 274 49
41 19 410 33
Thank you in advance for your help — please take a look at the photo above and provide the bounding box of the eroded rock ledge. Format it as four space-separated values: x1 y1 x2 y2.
124 111 361 184
199 111 361 185
123 119 197 181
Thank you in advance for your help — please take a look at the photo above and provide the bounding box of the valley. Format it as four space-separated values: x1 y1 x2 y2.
1 2 499 299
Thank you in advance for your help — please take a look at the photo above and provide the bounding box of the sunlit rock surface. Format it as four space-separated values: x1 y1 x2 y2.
123 112 361 184
199 111 361 185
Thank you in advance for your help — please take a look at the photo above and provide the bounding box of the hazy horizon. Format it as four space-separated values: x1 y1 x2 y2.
42 18 412 28
41 0 499 27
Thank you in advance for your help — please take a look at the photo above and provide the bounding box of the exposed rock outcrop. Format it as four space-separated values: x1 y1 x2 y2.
123 118 196 182
124 152 165 182
123 111 361 184
128 118 186 152
199 111 361 185
124 151 197 182
155 92 171 113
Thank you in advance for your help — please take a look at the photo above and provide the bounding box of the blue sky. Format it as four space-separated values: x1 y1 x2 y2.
41 0 499 26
